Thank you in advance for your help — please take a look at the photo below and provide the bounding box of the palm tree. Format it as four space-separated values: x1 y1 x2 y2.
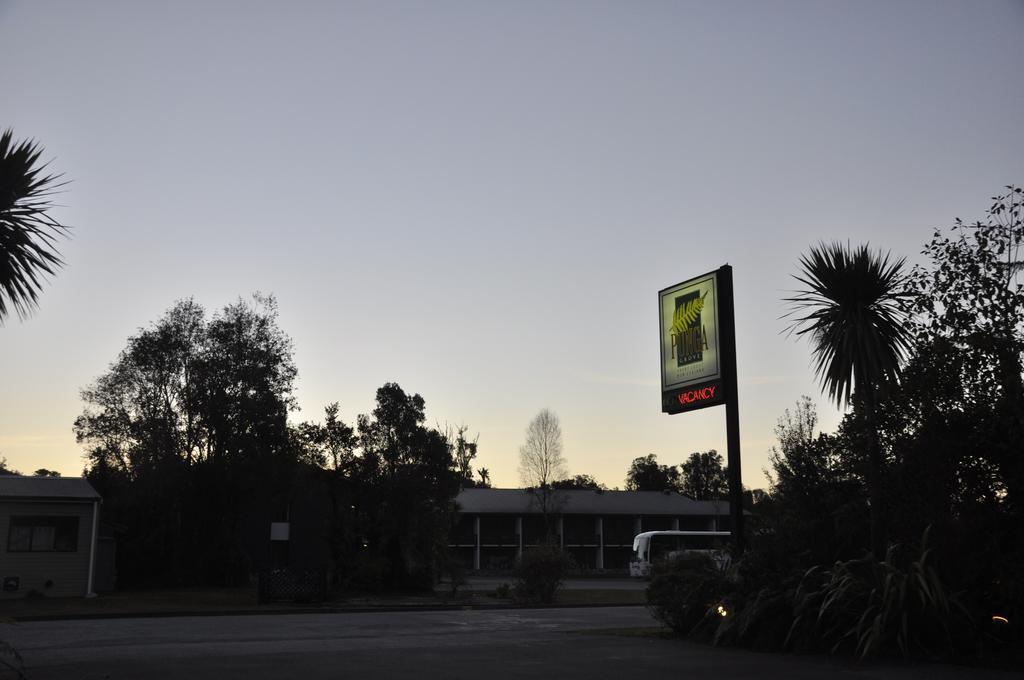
0 128 69 323
786 242 911 559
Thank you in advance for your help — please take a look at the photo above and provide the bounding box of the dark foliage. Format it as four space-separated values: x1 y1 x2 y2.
788 531 978 660
680 450 728 500
514 545 571 603
625 453 680 491
646 554 730 637
739 187 1024 660
441 424 479 488
0 128 70 323
551 474 606 490
77 297 464 592
77 295 297 586
764 398 867 568
785 242 911 407
351 383 462 590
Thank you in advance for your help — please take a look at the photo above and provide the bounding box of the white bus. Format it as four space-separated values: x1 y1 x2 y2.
629 530 731 578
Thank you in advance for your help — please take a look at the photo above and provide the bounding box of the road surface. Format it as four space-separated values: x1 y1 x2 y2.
2 606 1012 679
455 575 645 591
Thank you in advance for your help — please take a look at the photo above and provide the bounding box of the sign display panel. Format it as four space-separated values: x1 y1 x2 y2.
659 270 723 414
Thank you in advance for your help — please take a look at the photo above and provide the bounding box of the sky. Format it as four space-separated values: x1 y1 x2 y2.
1 0 1022 489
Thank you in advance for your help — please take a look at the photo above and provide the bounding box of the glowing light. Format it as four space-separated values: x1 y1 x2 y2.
992 615 1009 624
677 385 718 406
716 604 728 617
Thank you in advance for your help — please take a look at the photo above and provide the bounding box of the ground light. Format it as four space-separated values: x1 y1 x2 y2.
716 604 728 617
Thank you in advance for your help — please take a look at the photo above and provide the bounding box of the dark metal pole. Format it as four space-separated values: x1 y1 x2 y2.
718 265 745 555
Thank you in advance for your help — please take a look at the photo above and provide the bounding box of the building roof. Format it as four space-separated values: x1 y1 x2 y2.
0 476 100 501
456 488 729 516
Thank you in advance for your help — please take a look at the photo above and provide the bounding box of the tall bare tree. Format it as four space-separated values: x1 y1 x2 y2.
518 408 567 487
519 409 568 536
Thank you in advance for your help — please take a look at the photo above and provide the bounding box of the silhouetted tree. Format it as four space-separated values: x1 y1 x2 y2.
355 383 461 589
786 243 911 558
625 453 680 491
862 187 1024 620
552 474 606 490
519 409 568 535
518 409 566 487
0 129 70 324
291 402 358 586
907 186 1024 508
765 398 866 565
680 450 728 500
441 423 479 486
0 457 18 476
76 295 298 585
32 469 60 477
477 468 491 488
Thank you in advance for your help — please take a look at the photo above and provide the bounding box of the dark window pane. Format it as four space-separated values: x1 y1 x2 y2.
31 525 55 551
8 526 32 551
54 518 79 551
7 516 79 552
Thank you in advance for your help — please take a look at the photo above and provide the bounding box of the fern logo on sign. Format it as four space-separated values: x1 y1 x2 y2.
659 271 721 406
672 290 709 366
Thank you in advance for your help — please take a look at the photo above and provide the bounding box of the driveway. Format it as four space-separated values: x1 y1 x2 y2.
2 606 1012 680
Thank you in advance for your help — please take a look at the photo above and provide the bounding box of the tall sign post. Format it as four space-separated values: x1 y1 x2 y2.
659 265 744 554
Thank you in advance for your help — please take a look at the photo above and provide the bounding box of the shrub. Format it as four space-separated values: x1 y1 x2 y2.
646 554 731 637
713 583 796 651
514 545 571 603
788 530 978 660
441 553 467 597
347 552 390 592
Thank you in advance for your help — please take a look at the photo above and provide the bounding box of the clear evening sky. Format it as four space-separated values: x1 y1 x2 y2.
1 1 1022 488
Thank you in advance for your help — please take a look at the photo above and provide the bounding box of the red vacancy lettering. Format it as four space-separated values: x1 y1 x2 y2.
677 385 717 406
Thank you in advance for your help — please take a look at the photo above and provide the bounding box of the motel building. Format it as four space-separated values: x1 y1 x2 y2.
451 487 732 572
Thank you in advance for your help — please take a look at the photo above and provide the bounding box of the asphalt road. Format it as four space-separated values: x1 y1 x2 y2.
457 576 646 591
3 607 1013 680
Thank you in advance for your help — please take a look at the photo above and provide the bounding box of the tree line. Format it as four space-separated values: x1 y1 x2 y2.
73 295 480 590
624 452 729 500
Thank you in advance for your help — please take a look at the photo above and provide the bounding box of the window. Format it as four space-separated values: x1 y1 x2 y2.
7 516 79 552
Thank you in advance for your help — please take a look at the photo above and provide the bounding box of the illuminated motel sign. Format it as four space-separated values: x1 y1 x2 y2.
659 268 730 414
659 265 744 551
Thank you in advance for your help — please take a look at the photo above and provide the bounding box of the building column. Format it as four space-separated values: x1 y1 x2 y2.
86 500 99 598
557 515 564 550
515 516 523 561
671 517 680 531
595 516 604 570
473 515 481 571
633 516 642 536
